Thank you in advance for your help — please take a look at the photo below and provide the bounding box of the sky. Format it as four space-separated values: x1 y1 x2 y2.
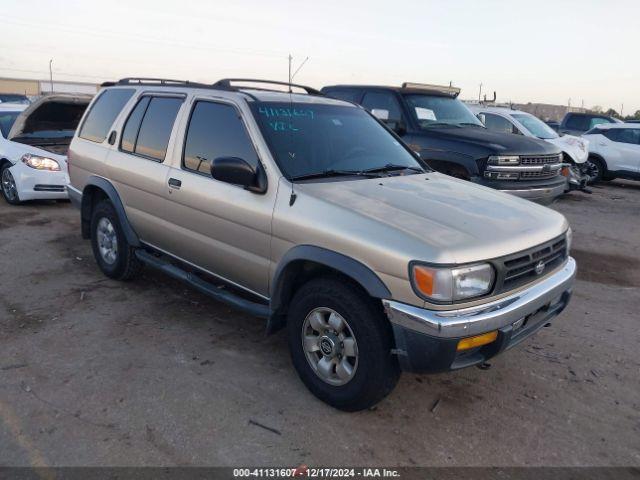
1 0 639 115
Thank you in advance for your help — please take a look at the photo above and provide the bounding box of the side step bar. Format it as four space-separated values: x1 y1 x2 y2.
135 250 271 319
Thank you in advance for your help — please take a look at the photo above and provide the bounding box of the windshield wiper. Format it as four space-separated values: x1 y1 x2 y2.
457 122 485 128
362 164 425 174
290 169 382 181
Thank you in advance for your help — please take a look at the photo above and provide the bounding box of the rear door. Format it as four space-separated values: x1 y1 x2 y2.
105 92 185 252
158 97 275 298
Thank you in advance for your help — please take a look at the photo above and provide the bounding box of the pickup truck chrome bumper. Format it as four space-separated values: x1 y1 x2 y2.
383 257 576 339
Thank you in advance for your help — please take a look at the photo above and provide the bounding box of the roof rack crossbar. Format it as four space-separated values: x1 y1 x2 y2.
213 78 322 96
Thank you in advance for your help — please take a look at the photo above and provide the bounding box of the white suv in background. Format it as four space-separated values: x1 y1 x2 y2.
582 123 640 183
470 105 591 190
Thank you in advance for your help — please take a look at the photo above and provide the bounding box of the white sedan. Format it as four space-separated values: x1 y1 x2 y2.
0 94 91 205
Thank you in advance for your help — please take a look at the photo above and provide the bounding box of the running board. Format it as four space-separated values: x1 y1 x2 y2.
135 250 271 319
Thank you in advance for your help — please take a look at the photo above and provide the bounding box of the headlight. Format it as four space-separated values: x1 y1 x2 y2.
566 227 572 253
21 154 60 171
487 155 520 165
411 263 495 302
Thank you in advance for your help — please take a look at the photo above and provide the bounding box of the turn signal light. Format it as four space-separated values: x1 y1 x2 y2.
561 166 570 177
456 330 498 351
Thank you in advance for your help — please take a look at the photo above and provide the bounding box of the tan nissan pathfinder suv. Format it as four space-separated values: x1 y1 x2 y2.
68 78 576 411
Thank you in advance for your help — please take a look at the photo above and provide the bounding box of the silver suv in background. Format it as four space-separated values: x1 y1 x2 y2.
68 78 576 411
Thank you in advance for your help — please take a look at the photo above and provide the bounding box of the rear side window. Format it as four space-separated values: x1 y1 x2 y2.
120 96 183 161
589 117 613 129
79 88 135 143
183 101 259 175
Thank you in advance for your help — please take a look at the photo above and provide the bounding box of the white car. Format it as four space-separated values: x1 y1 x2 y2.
0 94 91 205
470 105 591 189
582 123 640 183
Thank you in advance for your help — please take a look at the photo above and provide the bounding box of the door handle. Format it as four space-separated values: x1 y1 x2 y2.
168 178 182 189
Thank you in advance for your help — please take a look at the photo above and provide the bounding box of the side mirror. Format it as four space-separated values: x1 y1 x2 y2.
211 157 266 193
371 108 390 121
387 120 407 136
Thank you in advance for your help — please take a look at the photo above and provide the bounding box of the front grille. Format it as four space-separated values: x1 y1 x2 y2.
498 236 568 292
519 170 559 179
520 154 562 165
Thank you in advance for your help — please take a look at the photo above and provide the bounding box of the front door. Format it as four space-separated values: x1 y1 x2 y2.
159 99 275 298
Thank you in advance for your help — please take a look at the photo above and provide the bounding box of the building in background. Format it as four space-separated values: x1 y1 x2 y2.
511 103 586 123
0 77 99 99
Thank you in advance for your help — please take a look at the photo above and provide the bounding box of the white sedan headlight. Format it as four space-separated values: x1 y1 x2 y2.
21 153 61 171
411 263 495 302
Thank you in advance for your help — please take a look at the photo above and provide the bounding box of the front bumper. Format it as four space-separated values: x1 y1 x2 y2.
383 257 576 373
9 162 69 201
474 176 567 204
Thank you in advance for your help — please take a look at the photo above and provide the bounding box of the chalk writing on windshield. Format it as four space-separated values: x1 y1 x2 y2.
258 107 315 132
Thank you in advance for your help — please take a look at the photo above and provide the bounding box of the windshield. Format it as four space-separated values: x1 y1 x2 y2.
512 113 558 139
0 111 21 137
405 94 484 128
252 102 426 179
0 94 30 105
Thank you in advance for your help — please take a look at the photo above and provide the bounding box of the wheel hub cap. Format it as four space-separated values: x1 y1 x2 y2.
301 307 358 386
96 217 118 265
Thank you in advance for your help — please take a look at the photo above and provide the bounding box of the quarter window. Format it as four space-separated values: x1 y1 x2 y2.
183 101 259 175
120 96 183 161
79 88 135 143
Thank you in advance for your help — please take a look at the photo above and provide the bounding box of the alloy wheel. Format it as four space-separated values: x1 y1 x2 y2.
96 217 118 265
1 168 18 202
301 307 359 386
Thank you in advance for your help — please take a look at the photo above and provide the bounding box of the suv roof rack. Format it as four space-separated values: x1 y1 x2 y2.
102 77 323 97
401 82 461 97
213 78 323 96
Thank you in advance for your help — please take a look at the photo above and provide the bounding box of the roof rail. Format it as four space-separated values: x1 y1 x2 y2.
213 78 322 95
115 77 212 88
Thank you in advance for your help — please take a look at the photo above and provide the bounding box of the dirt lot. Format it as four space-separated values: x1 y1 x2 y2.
0 181 639 467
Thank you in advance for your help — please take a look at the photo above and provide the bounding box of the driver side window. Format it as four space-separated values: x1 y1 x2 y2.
183 101 260 175
482 113 517 135
361 91 403 122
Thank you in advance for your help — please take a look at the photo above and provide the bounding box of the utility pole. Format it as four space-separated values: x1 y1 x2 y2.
478 82 483 102
288 54 292 89
49 59 53 93
620 103 624 117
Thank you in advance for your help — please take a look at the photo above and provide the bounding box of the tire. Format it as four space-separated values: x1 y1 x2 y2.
90 200 143 280
1 163 22 205
585 156 605 184
287 276 400 411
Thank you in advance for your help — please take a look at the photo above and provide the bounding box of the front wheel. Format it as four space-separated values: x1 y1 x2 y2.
585 157 605 184
287 277 400 411
1 163 22 205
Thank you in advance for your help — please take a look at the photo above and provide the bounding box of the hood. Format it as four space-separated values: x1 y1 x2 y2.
8 94 92 141
295 172 568 265
546 135 589 163
419 126 561 156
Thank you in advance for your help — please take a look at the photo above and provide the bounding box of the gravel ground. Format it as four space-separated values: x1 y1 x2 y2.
0 181 639 467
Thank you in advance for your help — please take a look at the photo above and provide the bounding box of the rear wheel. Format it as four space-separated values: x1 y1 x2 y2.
90 200 143 280
287 277 400 411
1 163 22 205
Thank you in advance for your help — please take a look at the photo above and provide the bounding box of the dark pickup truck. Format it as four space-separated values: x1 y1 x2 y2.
322 83 567 204
555 112 621 136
